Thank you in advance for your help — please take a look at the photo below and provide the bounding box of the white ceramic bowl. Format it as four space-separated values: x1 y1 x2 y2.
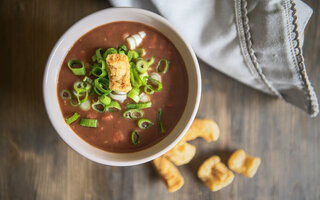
43 8 201 166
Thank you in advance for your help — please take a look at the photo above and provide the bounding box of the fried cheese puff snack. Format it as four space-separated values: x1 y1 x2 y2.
228 149 261 178
152 157 184 192
198 156 234 192
163 141 196 166
184 119 220 142
106 54 132 93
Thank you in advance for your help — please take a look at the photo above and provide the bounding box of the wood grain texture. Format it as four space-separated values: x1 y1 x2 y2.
0 0 319 199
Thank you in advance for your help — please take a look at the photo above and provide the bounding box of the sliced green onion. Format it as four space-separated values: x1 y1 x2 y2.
80 118 97 128
92 101 105 113
127 50 139 61
73 81 84 91
131 130 140 145
92 54 97 62
93 85 102 96
142 76 163 92
127 87 140 103
103 48 118 59
105 101 121 112
139 72 148 80
126 102 152 109
70 98 80 106
90 66 107 77
95 48 104 61
146 57 155 66
94 77 112 94
76 88 88 104
65 112 80 124
73 81 91 92
60 89 71 100
136 59 149 73
130 62 142 87
158 108 165 133
99 94 111 106
143 86 154 95
156 59 170 74
138 118 154 129
118 44 128 53
67 60 86 76
136 48 146 57
80 100 91 111
122 109 144 119
83 76 93 84
97 58 106 69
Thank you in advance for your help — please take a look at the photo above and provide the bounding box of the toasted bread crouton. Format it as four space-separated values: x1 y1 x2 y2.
106 54 132 92
152 157 184 192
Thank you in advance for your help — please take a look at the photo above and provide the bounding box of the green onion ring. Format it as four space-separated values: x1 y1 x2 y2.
136 59 149 73
91 54 97 62
70 98 80 106
103 48 118 59
126 102 152 109
92 101 105 113
131 130 140 145
127 87 140 103
138 118 154 129
80 118 97 128
73 81 84 91
119 50 126 55
158 108 165 133
143 86 154 95
136 48 146 57
80 99 91 111
94 77 112 94
95 48 104 61
83 76 93 84
105 101 121 112
60 89 71 100
142 76 162 92
76 88 88 104
130 63 142 87
90 66 107 77
97 58 106 70
65 112 80 124
67 60 86 76
146 57 155 66
122 109 144 119
127 50 139 61
156 59 170 74
99 94 111 106
118 44 128 53
93 85 102 96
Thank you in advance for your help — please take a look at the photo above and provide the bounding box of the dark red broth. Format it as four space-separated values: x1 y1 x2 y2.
57 22 188 153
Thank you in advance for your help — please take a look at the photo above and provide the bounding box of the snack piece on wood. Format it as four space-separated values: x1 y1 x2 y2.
198 155 234 192
228 149 261 178
106 54 132 93
152 157 184 192
163 141 196 166
184 119 220 142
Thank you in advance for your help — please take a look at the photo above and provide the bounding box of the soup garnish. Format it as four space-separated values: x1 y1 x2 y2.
61 43 169 139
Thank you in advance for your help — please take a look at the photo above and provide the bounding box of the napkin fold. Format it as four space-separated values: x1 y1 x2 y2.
110 0 319 116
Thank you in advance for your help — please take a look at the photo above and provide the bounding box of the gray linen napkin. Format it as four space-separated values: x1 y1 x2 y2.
110 0 319 116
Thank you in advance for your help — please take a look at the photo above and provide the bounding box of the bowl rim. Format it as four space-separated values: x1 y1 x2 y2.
43 7 201 166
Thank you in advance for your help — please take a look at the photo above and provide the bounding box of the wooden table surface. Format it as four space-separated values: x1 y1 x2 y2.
1 0 319 199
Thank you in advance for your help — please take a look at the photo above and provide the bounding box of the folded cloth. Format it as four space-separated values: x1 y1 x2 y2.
110 0 319 116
